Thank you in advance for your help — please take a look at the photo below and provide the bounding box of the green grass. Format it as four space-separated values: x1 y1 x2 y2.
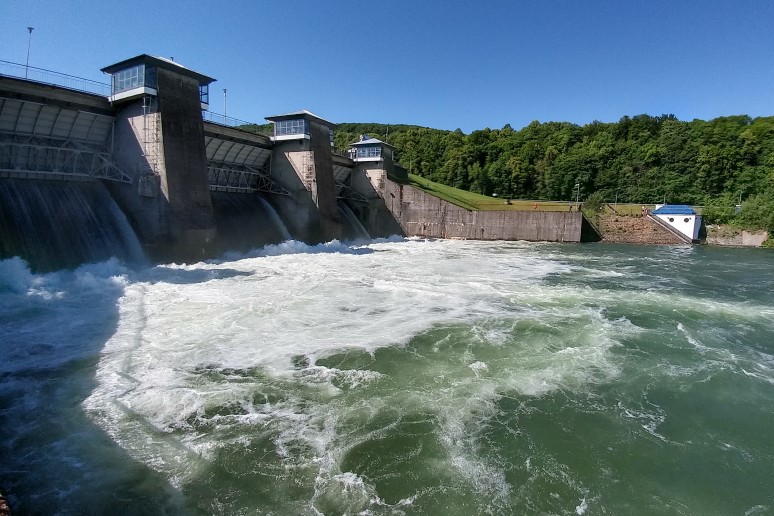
403 175 706 215
406 174 574 212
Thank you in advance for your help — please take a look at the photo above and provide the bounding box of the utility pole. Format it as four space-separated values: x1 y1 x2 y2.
223 88 227 120
574 182 580 207
25 27 34 78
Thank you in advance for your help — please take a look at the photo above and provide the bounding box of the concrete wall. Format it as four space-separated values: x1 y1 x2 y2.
108 70 216 260
0 75 112 116
108 102 169 244
366 170 583 241
347 164 404 238
267 123 344 242
156 69 215 241
706 226 769 247
309 121 341 240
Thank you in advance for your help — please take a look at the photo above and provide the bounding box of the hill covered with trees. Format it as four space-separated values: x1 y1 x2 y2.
334 115 774 233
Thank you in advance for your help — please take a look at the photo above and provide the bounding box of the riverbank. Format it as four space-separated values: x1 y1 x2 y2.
705 225 770 247
596 214 771 247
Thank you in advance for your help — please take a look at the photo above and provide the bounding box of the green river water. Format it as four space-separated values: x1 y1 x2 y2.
1 239 772 514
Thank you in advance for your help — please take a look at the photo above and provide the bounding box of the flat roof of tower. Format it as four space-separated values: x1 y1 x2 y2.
350 136 394 148
101 54 215 85
265 110 335 128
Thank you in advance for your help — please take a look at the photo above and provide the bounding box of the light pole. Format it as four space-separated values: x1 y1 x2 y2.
25 27 34 78
223 88 227 120
574 182 580 207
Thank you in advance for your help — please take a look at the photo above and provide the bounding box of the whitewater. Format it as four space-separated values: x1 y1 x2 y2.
1 238 773 514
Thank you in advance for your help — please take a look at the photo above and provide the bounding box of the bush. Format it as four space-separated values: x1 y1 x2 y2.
582 191 606 215
702 194 738 225
737 192 774 232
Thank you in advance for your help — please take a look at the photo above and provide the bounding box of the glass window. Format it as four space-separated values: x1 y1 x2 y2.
113 64 145 94
274 119 309 137
144 66 157 89
199 84 209 104
356 146 382 158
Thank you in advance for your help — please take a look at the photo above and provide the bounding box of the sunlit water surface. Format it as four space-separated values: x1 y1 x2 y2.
1 239 773 515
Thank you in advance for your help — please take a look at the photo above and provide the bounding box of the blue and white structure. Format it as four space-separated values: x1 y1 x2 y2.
349 135 394 163
651 205 702 241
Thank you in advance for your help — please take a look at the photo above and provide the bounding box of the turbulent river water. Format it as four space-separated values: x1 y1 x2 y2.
1 239 773 515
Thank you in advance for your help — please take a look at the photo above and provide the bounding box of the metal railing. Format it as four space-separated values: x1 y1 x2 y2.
202 111 273 136
332 148 355 160
0 59 110 96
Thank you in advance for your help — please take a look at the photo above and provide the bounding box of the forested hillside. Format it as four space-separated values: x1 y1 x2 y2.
335 115 774 232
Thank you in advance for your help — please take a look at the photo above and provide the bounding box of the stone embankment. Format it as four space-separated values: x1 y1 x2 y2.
705 226 769 247
596 215 686 245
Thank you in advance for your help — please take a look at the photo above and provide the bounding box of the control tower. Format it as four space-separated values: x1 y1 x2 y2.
265 110 342 241
101 54 217 258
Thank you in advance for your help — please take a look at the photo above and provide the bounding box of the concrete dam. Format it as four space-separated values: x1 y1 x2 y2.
0 55 595 271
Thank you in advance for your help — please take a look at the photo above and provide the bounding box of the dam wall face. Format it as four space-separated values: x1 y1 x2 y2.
108 102 169 247
374 173 584 242
309 121 342 241
106 71 217 261
155 69 216 255
2 59 597 271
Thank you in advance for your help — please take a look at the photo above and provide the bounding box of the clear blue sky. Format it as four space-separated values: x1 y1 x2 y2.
2 0 773 133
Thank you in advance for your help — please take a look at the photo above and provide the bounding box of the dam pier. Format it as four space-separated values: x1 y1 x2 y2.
1 55 594 270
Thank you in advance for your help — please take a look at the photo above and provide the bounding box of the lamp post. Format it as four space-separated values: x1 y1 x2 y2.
25 27 34 78
574 182 580 208
223 88 227 121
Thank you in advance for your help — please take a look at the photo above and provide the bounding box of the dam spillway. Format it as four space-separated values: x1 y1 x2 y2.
1 55 595 271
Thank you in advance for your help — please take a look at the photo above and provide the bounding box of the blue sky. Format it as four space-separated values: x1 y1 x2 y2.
2 0 773 132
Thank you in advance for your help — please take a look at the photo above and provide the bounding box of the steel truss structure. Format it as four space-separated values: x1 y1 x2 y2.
336 180 369 204
0 132 131 183
207 159 290 195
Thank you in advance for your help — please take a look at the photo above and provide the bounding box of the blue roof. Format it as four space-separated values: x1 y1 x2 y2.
652 205 696 215
350 136 394 148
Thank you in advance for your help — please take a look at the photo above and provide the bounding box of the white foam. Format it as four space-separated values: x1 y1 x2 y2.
74 239 638 497
0 256 36 293
576 497 588 515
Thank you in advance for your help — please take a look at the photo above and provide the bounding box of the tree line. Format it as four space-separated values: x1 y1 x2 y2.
334 115 774 232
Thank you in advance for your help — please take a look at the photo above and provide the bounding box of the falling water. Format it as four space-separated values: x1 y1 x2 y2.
0 179 145 272
209 192 292 255
257 196 292 241
338 201 371 240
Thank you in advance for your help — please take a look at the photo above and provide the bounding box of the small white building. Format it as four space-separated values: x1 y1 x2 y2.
651 204 702 241
348 135 395 163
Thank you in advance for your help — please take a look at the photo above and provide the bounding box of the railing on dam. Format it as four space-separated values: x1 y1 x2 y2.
202 111 273 136
0 60 111 97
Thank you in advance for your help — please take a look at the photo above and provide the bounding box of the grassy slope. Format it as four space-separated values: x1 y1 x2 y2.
406 174 574 212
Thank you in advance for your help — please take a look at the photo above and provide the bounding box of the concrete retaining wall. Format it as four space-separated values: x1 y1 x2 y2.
156 69 215 237
706 226 769 247
379 176 584 241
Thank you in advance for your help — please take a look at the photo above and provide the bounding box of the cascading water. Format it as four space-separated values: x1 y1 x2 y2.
257 196 292 241
338 201 371 241
0 179 145 272
209 192 293 256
